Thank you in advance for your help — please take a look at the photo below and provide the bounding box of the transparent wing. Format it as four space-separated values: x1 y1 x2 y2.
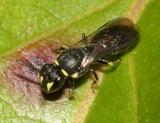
81 17 139 68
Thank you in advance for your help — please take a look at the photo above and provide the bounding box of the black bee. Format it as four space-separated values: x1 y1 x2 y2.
17 17 139 94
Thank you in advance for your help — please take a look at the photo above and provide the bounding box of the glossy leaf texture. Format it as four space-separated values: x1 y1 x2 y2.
0 0 159 123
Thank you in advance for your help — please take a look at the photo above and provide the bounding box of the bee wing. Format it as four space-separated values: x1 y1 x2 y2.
69 18 125 48
81 18 139 68
70 17 136 47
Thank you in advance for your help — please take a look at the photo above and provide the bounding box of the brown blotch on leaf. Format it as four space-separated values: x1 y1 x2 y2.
1 39 66 103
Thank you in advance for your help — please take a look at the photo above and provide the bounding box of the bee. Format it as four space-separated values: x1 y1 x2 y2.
17 17 139 94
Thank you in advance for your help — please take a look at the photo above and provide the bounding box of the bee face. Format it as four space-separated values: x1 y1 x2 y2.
40 64 65 93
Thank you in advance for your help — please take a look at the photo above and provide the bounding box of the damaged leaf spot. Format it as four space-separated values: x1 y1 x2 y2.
1 39 67 102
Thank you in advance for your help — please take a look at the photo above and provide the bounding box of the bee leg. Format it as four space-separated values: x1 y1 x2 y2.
82 33 87 45
52 45 68 54
90 69 99 92
96 59 120 66
68 78 75 99
96 59 109 64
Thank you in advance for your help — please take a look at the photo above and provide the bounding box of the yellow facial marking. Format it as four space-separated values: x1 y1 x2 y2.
40 76 43 81
55 60 59 65
71 72 79 78
61 69 68 77
40 76 43 84
47 82 54 91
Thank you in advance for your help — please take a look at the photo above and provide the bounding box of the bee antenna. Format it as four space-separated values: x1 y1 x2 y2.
16 59 40 73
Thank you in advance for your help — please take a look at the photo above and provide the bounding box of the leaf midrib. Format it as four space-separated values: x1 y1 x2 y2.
128 54 138 123
126 0 150 122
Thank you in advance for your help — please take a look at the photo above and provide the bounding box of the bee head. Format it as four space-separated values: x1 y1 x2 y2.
40 64 65 93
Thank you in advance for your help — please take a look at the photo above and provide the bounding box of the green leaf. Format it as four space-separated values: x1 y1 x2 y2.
85 0 160 123
0 0 159 123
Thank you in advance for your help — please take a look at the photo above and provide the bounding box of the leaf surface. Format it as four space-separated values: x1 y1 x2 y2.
1 0 159 123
